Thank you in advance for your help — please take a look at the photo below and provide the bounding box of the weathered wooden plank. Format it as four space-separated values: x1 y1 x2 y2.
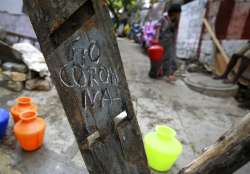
203 18 230 62
23 0 150 174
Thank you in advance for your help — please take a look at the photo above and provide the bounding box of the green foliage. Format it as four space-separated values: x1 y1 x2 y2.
107 0 138 16
110 0 123 10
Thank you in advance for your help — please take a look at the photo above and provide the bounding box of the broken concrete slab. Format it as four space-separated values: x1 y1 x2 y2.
2 71 26 82
1 71 10 81
2 62 27 73
184 73 238 97
6 81 23 92
25 78 52 91
12 43 49 77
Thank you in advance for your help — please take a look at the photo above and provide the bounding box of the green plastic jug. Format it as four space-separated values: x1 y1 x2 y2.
144 125 183 172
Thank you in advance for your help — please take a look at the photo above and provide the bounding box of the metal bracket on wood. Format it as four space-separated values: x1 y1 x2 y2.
87 131 100 147
114 111 128 128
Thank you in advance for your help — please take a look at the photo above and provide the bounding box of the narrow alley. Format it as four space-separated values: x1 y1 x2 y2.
0 38 249 174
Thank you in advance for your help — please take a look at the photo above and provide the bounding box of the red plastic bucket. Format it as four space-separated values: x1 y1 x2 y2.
148 45 164 61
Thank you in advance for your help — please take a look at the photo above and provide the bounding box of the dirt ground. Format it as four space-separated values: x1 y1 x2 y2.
0 38 249 174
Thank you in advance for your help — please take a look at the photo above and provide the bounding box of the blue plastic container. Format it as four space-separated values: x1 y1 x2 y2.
0 108 10 140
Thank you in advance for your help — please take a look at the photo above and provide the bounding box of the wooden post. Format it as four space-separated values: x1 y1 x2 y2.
23 0 150 173
178 113 250 174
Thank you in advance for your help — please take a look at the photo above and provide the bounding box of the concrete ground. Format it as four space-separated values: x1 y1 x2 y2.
0 38 249 174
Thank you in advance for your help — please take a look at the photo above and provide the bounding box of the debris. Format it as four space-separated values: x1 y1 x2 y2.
6 81 24 92
187 63 201 73
25 78 52 91
2 62 27 73
12 43 49 77
0 41 51 92
204 64 213 73
2 71 26 82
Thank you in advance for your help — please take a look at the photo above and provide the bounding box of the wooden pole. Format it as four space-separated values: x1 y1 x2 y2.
202 18 230 62
178 113 250 174
202 18 230 75
23 0 150 174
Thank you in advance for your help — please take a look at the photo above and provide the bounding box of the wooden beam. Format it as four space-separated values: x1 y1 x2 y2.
203 18 230 63
23 0 150 174
178 113 250 174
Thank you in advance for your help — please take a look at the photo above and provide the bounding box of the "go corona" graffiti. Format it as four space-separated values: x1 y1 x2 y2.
59 35 121 111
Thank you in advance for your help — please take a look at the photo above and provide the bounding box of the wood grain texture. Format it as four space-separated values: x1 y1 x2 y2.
178 113 250 174
23 0 150 173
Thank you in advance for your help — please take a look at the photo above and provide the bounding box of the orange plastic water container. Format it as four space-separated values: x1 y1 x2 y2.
14 111 46 151
10 97 37 124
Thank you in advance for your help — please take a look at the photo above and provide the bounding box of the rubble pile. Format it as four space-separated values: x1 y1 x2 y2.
0 42 52 92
